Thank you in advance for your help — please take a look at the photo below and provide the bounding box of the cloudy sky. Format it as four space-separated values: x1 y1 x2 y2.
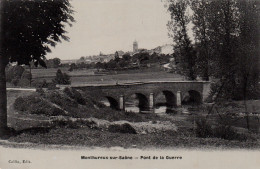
46 0 172 60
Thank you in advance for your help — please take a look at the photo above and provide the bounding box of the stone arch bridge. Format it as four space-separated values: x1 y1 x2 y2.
72 81 211 112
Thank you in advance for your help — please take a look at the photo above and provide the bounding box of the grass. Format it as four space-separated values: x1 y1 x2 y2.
9 89 168 127
6 127 260 149
7 90 51 130
29 67 183 85
187 101 260 133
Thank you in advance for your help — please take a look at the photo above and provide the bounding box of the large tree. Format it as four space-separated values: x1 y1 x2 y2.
235 0 260 100
167 0 197 80
190 0 211 81
0 0 74 136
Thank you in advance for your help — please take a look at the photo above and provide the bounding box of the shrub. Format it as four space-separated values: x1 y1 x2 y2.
11 78 20 86
45 91 78 108
51 119 97 129
6 66 32 87
14 97 28 111
6 65 25 83
17 78 30 87
47 82 58 90
214 125 247 141
21 70 32 81
36 88 45 95
63 87 86 105
52 69 71 85
108 123 137 134
32 79 48 88
14 95 65 116
195 117 249 141
195 117 213 138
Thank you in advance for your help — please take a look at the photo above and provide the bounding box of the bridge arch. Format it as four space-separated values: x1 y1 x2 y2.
155 90 176 107
125 93 149 112
154 90 177 113
104 96 119 110
182 90 202 105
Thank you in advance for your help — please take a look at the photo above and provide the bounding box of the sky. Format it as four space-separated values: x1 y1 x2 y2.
46 0 172 60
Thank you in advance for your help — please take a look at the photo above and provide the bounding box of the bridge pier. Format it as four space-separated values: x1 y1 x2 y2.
176 91 182 106
119 95 125 110
149 93 154 112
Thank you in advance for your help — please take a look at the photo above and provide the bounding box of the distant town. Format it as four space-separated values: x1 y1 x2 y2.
61 41 174 64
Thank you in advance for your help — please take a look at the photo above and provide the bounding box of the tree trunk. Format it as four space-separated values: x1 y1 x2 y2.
0 0 8 137
243 75 250 131
0 61 7 137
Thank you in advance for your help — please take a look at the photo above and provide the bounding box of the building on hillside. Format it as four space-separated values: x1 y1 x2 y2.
133 40 138 53
148 44 174 55
138 48 148 53
61 60 78 64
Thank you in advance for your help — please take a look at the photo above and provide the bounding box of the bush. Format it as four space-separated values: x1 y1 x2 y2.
21 70 32 81
6 66 32 87
47 82 58 90
45 91 78 108
52 119 97 129
195 118 213 138
17 78 30 87
63 87 86 105
214 125 247 141
52 69 71 85
36 88 45 95
195 117 248 141
11 78 20 86
5 65 25 83
108 123 137 134
32 79 48 88
14 95 65 116
14 97 28 111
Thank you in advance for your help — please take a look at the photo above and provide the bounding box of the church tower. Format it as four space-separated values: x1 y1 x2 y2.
133 40 138 53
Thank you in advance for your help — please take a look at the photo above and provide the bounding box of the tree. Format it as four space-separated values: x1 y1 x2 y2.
190 0 259 130
52 58 61 68
114 51 120 62
79 56 85 62
18 70 32 87
235 0 260 100
122 53 131 61
5 65 25 84
46 58 61 68
190 0 212 81
95 62 104 70
167 0 197 80
235 0 260 130
0 0 74 136
68 63 77 71
52 69 71 85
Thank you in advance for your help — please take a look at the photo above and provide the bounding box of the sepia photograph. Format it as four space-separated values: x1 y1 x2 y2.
0 0 259 169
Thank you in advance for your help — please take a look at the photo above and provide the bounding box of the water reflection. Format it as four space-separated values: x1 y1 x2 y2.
125 105 176 114
101 100 110 107
102 99 178 114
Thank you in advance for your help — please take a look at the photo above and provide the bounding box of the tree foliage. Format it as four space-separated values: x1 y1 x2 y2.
52 69 71 85
46 58 61 68
1 0 74 67
167 0 197 80
0 0 74 136
167 0 259 100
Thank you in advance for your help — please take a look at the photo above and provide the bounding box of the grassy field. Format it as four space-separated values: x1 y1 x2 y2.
5 127 259 149
29 67 183 85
